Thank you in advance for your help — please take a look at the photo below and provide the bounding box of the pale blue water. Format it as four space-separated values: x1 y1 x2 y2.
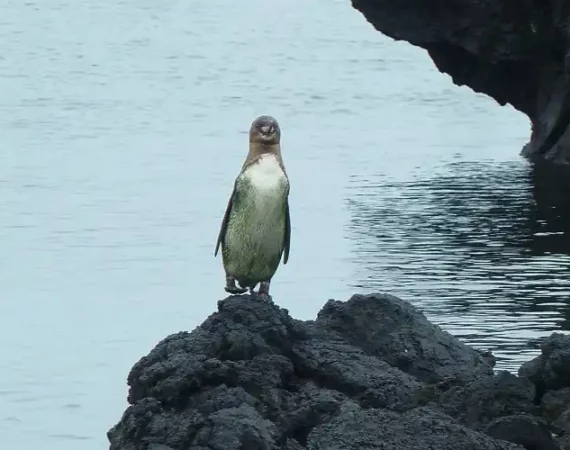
1 0 568 448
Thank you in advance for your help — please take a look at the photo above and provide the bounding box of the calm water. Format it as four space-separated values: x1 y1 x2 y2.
1 0 569 448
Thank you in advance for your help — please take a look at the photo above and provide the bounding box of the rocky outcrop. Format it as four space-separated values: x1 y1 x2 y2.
349 0 570 166
519 333 570 394
518 333 570 450
107 293 570 450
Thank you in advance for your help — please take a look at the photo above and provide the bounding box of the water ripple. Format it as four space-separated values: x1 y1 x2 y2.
346 161 570 372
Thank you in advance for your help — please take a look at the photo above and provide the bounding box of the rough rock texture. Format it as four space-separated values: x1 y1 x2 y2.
306 403 521 450
518 333 570 450
350 0 570 166
541 388 570 423
315 294 493 384
435 371 536 429
553 408 570 450
485 414 561 450
108 293 570 450
519 333 570 395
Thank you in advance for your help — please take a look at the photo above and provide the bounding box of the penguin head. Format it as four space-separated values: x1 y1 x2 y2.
250 115 281 145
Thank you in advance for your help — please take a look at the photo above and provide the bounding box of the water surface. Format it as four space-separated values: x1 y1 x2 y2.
1 0 568 449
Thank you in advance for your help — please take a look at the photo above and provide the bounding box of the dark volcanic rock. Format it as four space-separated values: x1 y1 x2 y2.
552 407 570 450
316 293 493 383
485 414 561 450
516 333 570 450
436 371 536 428
108 293 560 450
540 388 570 450
350 0 570 166
307 402 521 450
519 333 570 395
541 388 570 424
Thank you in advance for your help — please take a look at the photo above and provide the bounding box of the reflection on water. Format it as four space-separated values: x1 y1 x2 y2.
529 162 570 256
346 160 570 371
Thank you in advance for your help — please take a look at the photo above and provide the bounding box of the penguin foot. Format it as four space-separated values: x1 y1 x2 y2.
257 293 272 302
225 276 247 294
258 281 271 296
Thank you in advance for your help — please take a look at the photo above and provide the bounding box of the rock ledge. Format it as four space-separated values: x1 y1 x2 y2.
108 293 570 450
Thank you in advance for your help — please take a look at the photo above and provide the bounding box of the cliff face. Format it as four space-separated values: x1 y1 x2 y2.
350 0 570 166
107 294 570 450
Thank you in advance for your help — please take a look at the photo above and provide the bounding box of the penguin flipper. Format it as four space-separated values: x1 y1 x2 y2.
215 184 237 257
282 199 291 264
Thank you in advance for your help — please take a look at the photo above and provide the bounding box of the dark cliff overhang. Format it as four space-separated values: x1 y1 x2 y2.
351 0 570 166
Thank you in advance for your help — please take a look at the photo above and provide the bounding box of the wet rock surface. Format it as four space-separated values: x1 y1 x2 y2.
108 293 570 450
350 0 570 166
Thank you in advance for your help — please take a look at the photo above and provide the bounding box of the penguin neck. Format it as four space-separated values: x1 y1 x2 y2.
243 142 283 170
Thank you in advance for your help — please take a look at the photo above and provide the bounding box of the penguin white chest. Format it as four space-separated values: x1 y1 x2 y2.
244 154 287 199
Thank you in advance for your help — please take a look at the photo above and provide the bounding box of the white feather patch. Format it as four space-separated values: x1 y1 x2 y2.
244 154 287 194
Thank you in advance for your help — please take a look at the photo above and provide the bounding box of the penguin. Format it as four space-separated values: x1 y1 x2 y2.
214 115 291 296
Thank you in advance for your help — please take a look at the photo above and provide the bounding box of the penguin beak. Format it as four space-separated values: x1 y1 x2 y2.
261 125 274 135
